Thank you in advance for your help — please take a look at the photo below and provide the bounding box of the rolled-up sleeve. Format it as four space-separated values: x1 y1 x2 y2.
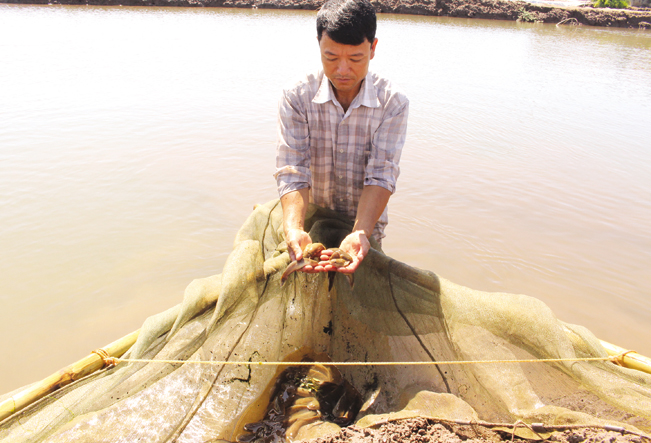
275 88 312 198
364 97 409 193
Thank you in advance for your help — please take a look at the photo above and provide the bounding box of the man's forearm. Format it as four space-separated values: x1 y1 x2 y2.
281 188 310 236
280 188 312 262
353 185 392 237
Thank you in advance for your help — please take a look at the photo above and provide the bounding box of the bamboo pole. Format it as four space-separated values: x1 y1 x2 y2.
0 329 140 423
599 339 651 376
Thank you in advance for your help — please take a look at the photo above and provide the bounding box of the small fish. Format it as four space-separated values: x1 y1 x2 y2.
281 243 355 288
326 248 353 267
326 248 354 290
281 243 326 285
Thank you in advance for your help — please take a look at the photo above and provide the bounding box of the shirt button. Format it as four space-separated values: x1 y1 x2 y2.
338 175 343 179
339 149 344 153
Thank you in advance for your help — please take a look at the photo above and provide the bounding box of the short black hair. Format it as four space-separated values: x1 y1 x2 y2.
316 0 377 46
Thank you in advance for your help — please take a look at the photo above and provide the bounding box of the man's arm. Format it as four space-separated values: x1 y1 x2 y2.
276 85 316 267
353 184 392 238
342 185 391 273
281 188 312 262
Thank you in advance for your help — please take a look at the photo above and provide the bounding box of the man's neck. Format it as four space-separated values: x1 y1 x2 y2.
333 82 362 113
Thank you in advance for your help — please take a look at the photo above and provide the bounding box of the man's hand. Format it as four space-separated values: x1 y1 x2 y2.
285 229 325 273
320 230 370 274
286 228 311 262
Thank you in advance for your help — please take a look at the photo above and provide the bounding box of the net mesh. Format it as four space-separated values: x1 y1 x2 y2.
1 199 650 442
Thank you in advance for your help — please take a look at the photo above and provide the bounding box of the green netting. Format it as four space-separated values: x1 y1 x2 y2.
1 199 650 442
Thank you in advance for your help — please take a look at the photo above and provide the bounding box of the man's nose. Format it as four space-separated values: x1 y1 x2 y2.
336 59 350 74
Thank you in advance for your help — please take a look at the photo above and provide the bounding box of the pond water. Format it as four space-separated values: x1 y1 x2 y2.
0 3 650 394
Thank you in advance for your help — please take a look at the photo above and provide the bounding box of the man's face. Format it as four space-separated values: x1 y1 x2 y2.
319 33 378 97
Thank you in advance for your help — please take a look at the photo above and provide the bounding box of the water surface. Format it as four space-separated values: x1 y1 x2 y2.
0 4 650 393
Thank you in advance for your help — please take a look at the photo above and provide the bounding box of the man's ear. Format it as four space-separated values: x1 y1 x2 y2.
370 38 378 60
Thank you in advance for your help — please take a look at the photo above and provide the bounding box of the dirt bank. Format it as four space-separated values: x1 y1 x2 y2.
3 0 651 28
298 417 650 443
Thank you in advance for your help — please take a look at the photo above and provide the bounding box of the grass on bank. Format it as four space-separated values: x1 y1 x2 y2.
593 0 629 8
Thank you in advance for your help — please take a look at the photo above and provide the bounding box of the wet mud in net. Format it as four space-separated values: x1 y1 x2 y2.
1 200 650 443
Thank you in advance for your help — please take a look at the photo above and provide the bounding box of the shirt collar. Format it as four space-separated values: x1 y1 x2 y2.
358 72 380 109
313 72 380 109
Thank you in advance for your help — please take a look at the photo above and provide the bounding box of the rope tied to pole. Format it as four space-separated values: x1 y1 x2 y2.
92 348 119 369
610 349 637 366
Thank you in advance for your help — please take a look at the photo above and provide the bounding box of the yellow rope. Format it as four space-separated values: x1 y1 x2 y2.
114 353 627 367
611 349 637 366
92 348 119 368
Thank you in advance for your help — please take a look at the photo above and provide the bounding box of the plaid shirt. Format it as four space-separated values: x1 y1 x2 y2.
275 70 409 240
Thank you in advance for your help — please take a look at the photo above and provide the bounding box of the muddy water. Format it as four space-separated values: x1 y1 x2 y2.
0 4 650 394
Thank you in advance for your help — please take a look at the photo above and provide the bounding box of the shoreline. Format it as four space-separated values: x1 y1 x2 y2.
2 0 651 28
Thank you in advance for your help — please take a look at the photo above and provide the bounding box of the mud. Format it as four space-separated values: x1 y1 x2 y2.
297 417 650 443
2 0 651 29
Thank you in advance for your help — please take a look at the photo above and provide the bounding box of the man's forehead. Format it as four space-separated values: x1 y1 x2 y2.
323 47 367 56
319 35 371 55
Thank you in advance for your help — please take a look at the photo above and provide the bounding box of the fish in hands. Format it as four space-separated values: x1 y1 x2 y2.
281 243 353 285
324 248 353 269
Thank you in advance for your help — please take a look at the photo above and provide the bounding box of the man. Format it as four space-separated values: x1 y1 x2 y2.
275 0 408 275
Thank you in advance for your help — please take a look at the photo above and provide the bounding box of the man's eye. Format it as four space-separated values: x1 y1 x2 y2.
350 59 362 63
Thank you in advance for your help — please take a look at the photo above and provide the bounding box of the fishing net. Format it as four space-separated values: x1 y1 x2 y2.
1 199 651 443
